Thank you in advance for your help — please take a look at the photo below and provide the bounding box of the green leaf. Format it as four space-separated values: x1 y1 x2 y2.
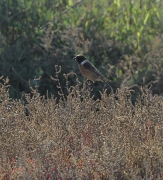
85 21 89 29
68 0 73 6
144 12 150 25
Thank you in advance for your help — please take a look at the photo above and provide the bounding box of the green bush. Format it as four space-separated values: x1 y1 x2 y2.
0 0 163 99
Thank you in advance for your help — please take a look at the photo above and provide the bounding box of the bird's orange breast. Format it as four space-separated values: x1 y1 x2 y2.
78 64 101 81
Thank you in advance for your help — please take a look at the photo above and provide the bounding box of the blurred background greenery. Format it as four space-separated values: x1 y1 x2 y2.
0 0 163 100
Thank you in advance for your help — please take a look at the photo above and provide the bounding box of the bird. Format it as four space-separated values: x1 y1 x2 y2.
73 54 111 88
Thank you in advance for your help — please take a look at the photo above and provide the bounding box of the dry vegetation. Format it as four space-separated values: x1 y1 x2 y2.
1 75 163 180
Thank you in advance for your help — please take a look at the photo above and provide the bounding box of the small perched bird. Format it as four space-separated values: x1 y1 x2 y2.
74 54 111 88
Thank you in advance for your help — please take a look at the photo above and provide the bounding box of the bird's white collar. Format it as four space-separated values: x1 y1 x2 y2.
81 60 88 65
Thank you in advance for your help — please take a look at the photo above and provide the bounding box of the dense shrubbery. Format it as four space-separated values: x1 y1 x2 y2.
0 0 163 99
1 77 163 179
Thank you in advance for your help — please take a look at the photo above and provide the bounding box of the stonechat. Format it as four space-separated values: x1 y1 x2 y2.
74 54 111 88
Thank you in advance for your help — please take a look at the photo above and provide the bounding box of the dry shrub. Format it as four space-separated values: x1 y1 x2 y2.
1 76 163 180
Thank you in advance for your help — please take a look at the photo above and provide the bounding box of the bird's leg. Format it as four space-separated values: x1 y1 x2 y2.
87 80 92 91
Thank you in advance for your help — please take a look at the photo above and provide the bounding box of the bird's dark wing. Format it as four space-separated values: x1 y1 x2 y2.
83 61 112 89
83 60 106 78
82 61 100 73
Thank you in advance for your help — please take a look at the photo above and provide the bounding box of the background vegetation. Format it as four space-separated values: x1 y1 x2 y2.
0 0 163 99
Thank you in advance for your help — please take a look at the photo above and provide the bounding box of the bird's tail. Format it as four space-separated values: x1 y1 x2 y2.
100 76 112 89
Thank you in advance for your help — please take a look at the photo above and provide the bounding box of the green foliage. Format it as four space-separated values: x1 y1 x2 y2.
0 0 163 99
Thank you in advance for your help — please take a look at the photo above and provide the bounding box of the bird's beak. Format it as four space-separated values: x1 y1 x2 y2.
73 57 76 60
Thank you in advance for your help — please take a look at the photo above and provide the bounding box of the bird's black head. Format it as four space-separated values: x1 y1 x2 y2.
73 54 86 64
